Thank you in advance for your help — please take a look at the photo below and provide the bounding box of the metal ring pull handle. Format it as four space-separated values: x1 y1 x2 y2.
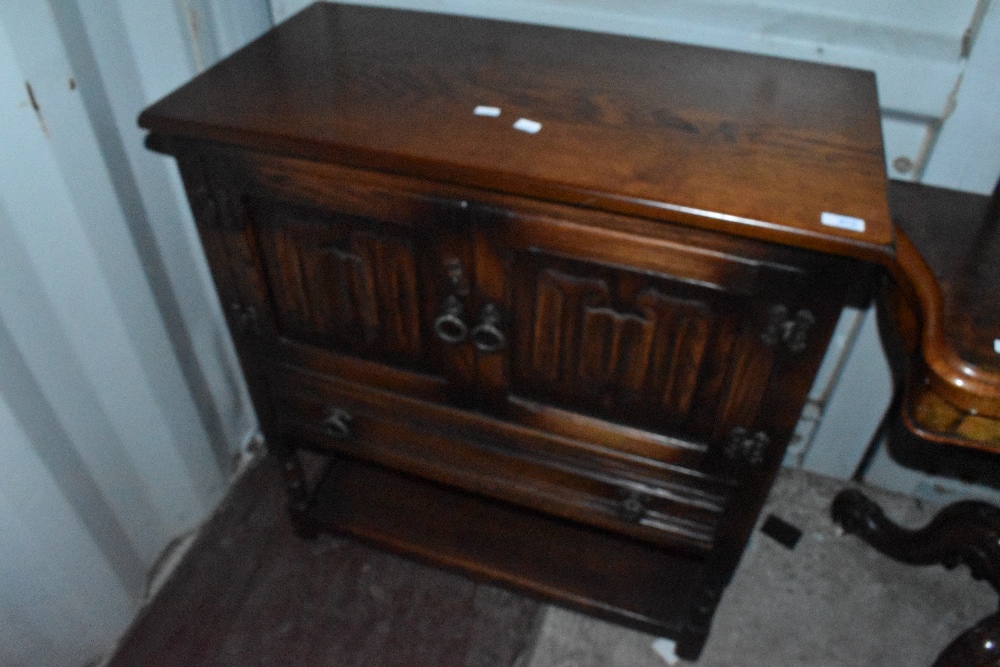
617 489 648 523
434 294 468 344
471 303 506 353
322 406 353 439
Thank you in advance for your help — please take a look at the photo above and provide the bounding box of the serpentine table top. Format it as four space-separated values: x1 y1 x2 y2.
886 180 1000 453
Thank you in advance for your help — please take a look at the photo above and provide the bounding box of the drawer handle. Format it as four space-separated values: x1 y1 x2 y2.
617 489 648 523
471 303 506 353
322 406 353 439
434 294 468 344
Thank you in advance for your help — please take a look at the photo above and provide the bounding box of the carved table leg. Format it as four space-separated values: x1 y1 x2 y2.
831 489 1000 666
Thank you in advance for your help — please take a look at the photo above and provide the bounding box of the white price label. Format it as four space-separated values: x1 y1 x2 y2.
821 211 866 233
513 118 542 134
473 105 501 117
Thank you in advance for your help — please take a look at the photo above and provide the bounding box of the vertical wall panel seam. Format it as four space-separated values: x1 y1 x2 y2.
0 321 147 599
49 0 234 477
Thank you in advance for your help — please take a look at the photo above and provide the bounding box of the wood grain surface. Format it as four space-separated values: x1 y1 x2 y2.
885 180 1000 447
107 458 544 667
140 2 893 262
137 6 896 659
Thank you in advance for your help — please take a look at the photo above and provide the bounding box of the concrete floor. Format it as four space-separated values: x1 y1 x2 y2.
524 468 998 667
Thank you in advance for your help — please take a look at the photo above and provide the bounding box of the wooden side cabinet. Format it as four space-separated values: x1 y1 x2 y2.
140 3 894 659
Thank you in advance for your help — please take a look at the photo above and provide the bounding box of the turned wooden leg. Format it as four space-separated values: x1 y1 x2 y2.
268 439 318 539
677 582 722 660
831 489 1000 666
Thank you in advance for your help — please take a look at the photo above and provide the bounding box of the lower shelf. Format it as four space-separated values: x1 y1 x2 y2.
304 453 704 642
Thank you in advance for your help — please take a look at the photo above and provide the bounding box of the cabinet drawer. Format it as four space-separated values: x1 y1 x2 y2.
267 363 731 553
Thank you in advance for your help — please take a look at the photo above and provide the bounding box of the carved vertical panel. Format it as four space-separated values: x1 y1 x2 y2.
258 208 424 365
530 269 609 384
307 232 422 358
576 306 655 392
530 276 563 383
364 233 422 358
714 336 776 438
638 290 712 415
178 150 282 346
183 152 248 231
519 266 729 433
304 241 378 347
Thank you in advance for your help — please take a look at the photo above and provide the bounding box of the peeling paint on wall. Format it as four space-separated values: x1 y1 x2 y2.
23 81 48 137
181 1 208 72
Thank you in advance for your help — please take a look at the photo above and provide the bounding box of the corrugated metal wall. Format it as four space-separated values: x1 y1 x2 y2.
0 2 269 665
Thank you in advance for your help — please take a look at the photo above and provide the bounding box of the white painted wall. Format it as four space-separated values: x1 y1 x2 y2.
922 0 1000 194
0 1 269 665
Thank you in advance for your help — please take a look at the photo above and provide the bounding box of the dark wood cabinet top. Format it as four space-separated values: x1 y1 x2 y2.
139 2 893 263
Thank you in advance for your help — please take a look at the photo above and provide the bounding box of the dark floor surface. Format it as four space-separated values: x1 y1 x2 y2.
107 457 998 667
107 458 544 667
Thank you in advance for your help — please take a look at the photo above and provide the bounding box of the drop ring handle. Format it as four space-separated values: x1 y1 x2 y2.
434 294 468 344
471 303 505 353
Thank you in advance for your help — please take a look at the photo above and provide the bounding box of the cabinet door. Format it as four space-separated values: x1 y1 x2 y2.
473 202 845 474
187 149 478 404
252 200 434 369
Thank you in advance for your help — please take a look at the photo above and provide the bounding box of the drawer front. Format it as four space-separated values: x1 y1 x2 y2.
267 363 730 554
